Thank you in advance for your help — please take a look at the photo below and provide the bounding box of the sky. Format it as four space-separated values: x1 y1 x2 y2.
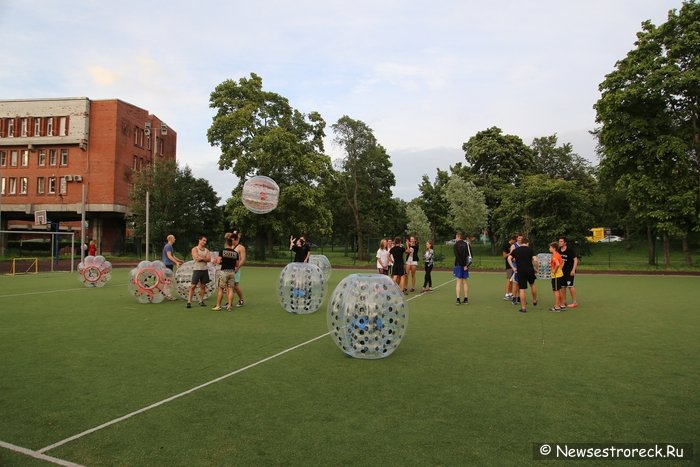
0 0 683 202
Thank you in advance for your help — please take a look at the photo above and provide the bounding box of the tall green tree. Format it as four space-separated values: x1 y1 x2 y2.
417 169 452 241
444 174 488 238
331 116 396 261
207 73 333 259
462 126 534 252
129 160 221 257
594 1 700 266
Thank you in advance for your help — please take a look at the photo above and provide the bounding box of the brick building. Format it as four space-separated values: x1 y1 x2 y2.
0 97 177 254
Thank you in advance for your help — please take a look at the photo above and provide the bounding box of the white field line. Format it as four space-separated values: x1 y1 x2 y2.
0 440 85 467
0 282 126 300
36 277 455 455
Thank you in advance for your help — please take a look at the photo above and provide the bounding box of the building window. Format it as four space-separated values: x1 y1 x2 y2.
48 176 56 194
60 177 67 194
10 150 18 167
134 127 139 145
60 149 68 166
160 140 164 155
21 118 28 137
7 119 14 137
46 118 53 136
37 177 45 194
34 117 41 136
21 150 29 167
9 177 17 194
59 116 68 136
20 177 28 195
0 177 5 195
0 151 5 166
49 149 57 166
38 150 46 166
146 133 151 150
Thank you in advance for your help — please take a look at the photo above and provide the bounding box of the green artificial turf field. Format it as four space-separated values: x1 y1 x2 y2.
0 267 698 466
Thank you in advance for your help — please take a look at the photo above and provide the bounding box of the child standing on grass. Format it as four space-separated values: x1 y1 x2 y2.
422 241 434 292
549 242 565 312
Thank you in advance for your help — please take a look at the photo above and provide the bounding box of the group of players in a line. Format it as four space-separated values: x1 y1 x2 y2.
376 232 579 313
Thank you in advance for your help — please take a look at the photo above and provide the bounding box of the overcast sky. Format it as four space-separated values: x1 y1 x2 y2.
0 0 681 202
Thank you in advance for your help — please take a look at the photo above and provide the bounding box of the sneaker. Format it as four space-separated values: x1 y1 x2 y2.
223 303 229 309
512 298 518 305
568 303 578 308
549 307 561 313
186 302 192 309
463 298 469 305
503 295 511 301
212 306 222 311
226 306 232 312
533 300 538 306
199 301 206 307
456 298 461 305
519 308 527 313
560 305 568 310
236 300 245 308
410 288 415 292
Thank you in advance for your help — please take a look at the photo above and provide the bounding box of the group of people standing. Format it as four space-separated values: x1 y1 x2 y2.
503 234 579 313
161 231 247 312
376 236 435 294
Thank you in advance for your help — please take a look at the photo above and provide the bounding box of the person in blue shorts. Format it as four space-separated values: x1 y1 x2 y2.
453 232 472 305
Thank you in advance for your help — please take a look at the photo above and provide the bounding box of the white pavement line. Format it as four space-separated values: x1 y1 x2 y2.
37 332 330 454
36 277 452 455
0 440 85 467
0 283 125 300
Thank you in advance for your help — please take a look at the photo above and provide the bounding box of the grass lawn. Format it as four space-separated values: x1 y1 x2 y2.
0 267 698 466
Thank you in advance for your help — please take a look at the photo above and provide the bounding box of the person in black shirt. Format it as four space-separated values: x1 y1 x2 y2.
290 235 310 262
453 232 472 305
212 232 239 311
389 236 407 291
502 235 516 301
558 236 579 308
507 236 539 313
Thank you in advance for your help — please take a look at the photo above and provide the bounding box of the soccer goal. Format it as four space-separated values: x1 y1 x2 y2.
0 229 76 274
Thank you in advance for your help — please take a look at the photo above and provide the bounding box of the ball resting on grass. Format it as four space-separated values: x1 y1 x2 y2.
308 254 332 281
278 262 327 314
536 253 552 280
242 175 280 214
327 274 408 359
78 255 113 288
174 260 217 300
128 260 174 304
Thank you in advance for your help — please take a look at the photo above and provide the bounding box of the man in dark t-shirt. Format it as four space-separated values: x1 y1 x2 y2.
389 236 406 291
290 235 311 262
507 237 539 313
558 236 579 308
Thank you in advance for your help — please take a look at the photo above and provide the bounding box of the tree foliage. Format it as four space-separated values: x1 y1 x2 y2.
495 175 595 252
594 1 700 265
129 160 221 255
462 126 534 251
405 201 432 242
444 174 488 237
417 169 453 240
207 73 333 259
